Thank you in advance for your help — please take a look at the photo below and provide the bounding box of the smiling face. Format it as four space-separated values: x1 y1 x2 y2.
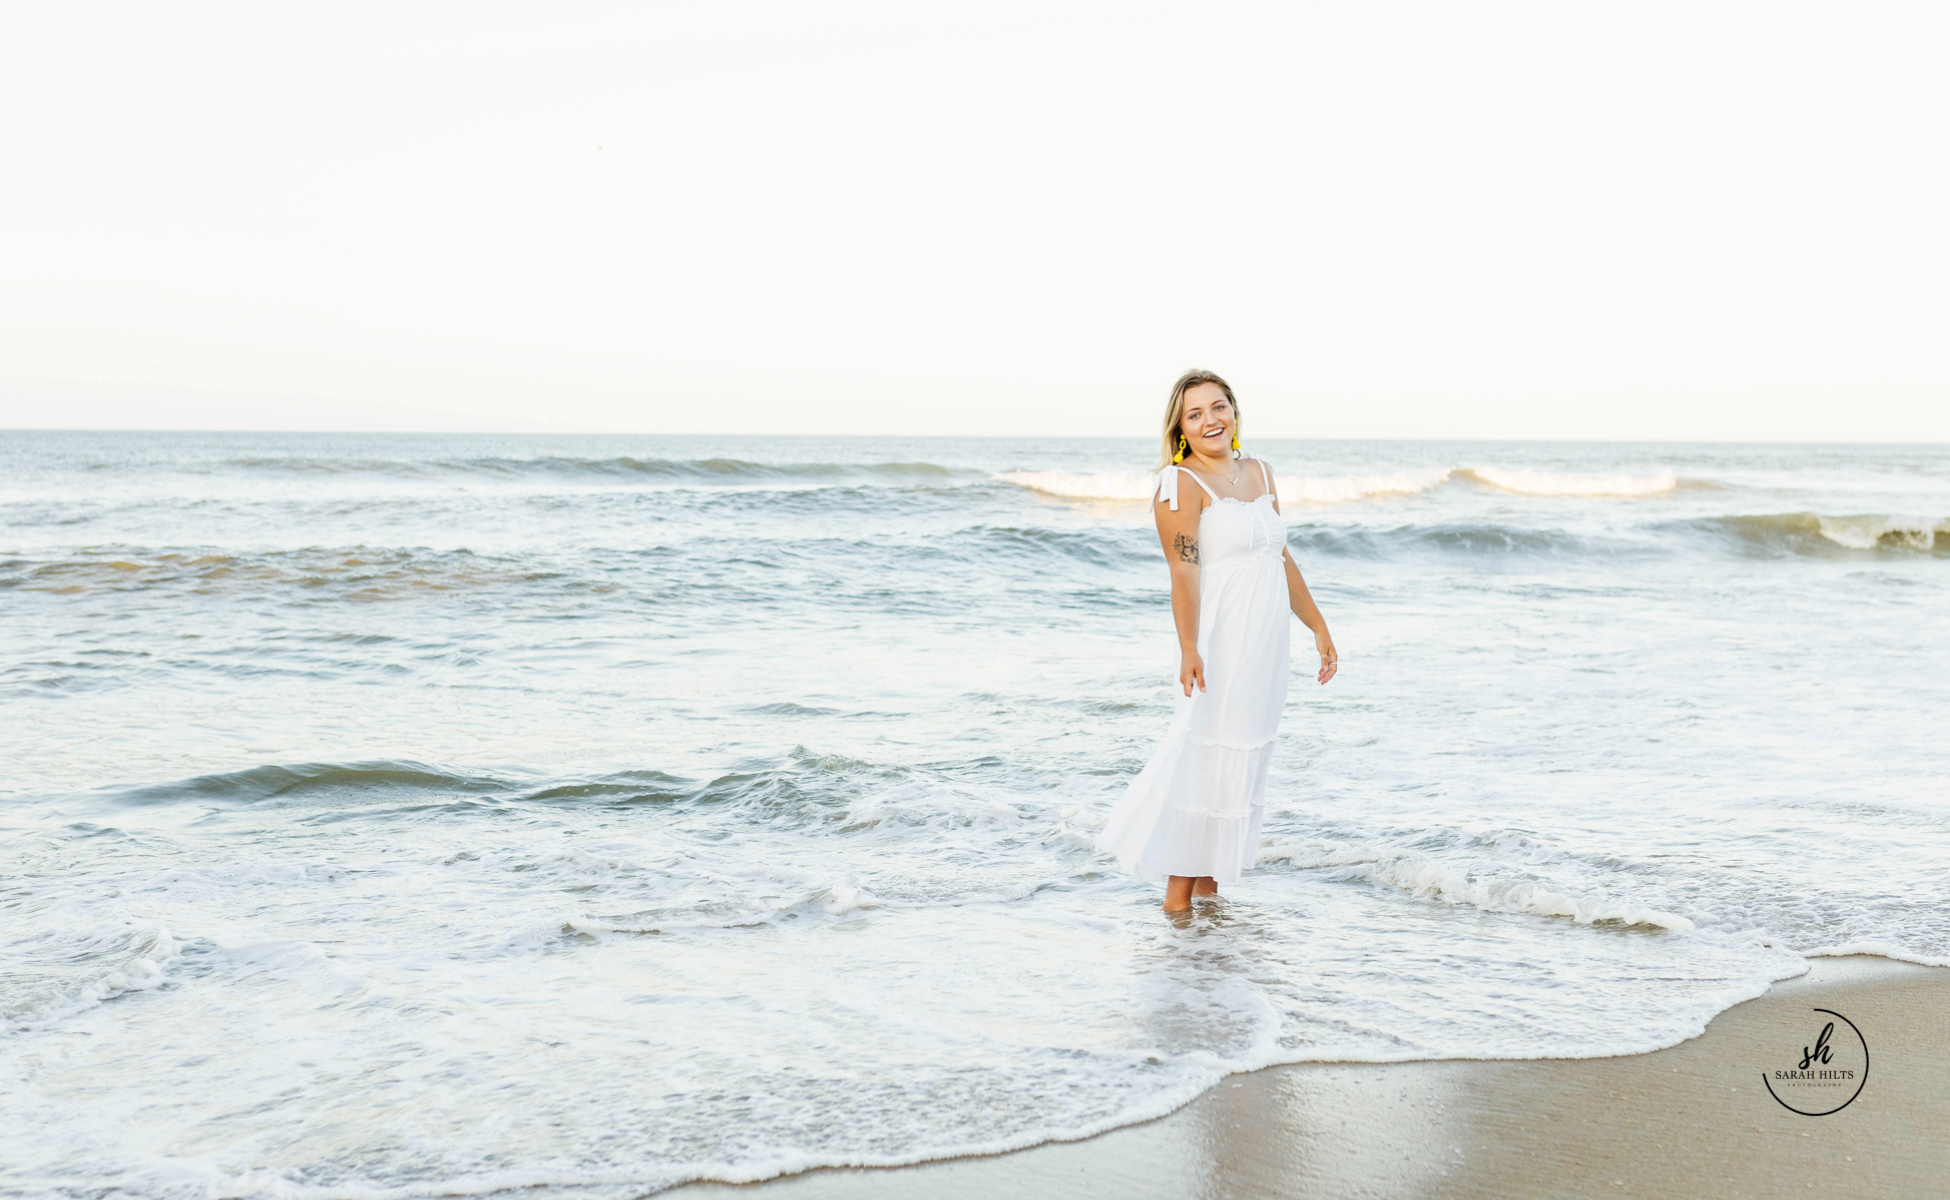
1178 381 1236 461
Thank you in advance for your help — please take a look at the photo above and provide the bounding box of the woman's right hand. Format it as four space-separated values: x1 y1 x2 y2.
1179 651 1206 696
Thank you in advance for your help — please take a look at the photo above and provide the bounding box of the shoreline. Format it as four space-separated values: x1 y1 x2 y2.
674 954 1949 1199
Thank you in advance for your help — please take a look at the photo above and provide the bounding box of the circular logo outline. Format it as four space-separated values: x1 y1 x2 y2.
1762 1007 1869 1116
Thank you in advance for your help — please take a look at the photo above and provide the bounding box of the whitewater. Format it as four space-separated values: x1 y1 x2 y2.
3 432 1948 1199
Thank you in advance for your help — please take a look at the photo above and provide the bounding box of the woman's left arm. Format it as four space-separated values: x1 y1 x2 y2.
1265 465 1338 686
1282 550 1337 685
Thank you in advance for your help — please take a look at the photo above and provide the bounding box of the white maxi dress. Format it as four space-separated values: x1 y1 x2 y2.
1100 456 1291 883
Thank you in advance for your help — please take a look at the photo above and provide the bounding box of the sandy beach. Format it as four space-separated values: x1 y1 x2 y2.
677 955 1947 1199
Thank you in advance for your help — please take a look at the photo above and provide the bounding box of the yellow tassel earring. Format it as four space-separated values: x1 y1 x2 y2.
1173 435 1188 463
1231 431 1240 451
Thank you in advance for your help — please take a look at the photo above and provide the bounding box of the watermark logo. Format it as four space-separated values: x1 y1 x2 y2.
1763 1008 1868 1116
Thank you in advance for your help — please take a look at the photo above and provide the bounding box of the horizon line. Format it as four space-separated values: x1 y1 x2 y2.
4 428 1948 447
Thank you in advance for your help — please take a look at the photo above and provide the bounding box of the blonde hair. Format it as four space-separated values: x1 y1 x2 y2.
1157 369 1240 469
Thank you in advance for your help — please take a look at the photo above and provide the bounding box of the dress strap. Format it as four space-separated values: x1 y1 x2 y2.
1252 456 1272 493
1154 464 1220 510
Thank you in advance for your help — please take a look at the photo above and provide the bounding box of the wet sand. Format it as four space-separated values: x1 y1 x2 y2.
674 955 1948 1199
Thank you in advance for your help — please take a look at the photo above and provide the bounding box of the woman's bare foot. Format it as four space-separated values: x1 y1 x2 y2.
1191 876 1219 898
1163 875 1196 911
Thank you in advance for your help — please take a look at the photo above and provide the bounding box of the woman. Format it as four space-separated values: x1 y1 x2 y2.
1100 370 1338 912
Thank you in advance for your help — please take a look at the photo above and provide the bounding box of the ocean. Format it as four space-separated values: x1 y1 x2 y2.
4 431 1947 1198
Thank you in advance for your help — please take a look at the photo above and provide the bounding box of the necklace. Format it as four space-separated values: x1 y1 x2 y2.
1193 460 1239 488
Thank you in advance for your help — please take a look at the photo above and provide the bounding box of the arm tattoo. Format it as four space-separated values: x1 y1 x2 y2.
1174 533 1199 565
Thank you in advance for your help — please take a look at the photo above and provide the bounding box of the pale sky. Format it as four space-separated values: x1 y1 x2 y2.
2 0 1946 439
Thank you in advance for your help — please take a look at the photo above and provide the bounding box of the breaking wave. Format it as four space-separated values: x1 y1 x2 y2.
1285 469 1456 504
1713 512 1950 555
993 469 1157 501
1 922 182 1030
1257 836 1696 932
1457 466 1681 497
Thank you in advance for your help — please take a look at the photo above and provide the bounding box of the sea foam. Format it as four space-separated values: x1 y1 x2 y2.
1459 466 1680 497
